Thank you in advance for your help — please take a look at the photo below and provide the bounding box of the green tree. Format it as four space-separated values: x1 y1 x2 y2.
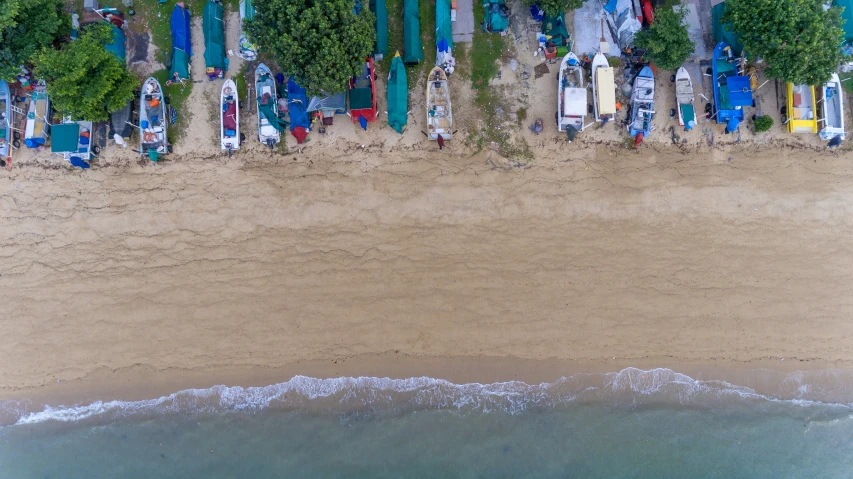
34 23 136 122
524 0 584 17
0 0 70 81
723 0 844 85
247 0 375 95
633 5 694 71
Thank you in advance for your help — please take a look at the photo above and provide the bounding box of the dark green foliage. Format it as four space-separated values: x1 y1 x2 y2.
34 23 136 122
753 115 773 132
723 0 844 85
523 0 583 17
0 0 70 81
247 0 375 95
634 5 694 71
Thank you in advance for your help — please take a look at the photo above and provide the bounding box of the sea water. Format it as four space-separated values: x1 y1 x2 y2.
1 368 852 478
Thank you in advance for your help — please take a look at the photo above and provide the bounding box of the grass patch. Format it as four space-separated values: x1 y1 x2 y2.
130 0 203 65
378 0 405 75
471 0 505 94
840 70 853 94
152 69 193 141
378 0 434 88
234 63 249 103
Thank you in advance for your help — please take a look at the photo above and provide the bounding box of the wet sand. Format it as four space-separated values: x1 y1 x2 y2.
2 143 853 399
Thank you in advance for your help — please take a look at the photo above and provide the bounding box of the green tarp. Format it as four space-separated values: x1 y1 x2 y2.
834 0 853 42
403 0 423 64
712 2 743 55
349 88 373 110
259 100 288 133
436 0 453 51
50 123 79 153
542 12 569 47
171 49 191 80
483 0 509 33
387 55 408 133
104 24 126 60
203 0 227 70
370 0 388 58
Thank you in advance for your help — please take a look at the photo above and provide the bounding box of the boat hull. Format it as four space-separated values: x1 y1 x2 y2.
558 52 586 132
139 77 169 156
819 73 845 141
255 63 281 146
221 79 240 152
426 67 452 140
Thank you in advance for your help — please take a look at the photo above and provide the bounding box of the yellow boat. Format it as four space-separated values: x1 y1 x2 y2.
785 83 818 133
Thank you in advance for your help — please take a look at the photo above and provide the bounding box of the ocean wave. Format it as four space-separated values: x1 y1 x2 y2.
4 368 853 427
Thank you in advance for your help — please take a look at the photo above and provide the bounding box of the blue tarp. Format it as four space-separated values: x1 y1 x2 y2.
171 5 192 54
287 78 310 131
727 76 753 107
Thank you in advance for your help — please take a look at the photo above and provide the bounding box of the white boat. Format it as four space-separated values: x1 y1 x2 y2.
426 66 452 140
139 77 169 158
24 81 50 149
675 66 695 130
220 79 240 156
819 73 845 141
255 63 281 148
51 118 97 162
591 53 615 122
557 52 586 133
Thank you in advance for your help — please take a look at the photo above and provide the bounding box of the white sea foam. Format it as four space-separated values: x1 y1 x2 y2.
4 368 852 427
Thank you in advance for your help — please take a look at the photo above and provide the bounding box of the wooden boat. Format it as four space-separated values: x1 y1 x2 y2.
818 73 845 141
220 79 240 156
591 53 615 122
557 52 586 133
139 77 169 157
426 66 452 140
628 66 655 140
785 83 818 134
675 66 695 130
255 63 281 148
25 81 50 149
0 80 16 160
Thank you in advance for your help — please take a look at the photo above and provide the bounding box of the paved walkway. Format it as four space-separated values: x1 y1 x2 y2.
452 0 475 43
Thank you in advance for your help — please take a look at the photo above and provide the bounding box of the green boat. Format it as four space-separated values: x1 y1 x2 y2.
387 53 408 133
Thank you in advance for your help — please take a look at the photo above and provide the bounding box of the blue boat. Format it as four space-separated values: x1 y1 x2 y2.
628 66 655 141
0 80 14 160
711 42 752 126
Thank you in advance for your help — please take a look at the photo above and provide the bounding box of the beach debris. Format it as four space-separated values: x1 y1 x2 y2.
529 118 543 135
510 59 519 71
533 62 550 79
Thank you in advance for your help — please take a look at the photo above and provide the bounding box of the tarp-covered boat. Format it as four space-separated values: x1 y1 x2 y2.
819 73 845 141
349 59 377 125
203 0 227 80
785 83 818 134
288 78 310 144
255 63 285 148
675 66 695 130
711 42 751 126
238 0 258 60
221 79 240 156
591 53 615 122
435 0 454 66
139 77 169 159
404 0 424 64
387 54 408 133
52 119 97 163
558 52 586 133
483 0 509 33
170 3 192 83
629 66 655 141
102 19 133 140
370 0 388 60
25 81 50 149
426 66 452 140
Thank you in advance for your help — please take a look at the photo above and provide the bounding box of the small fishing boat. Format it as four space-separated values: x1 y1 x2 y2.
51 118 97 164
785 83 818 134
591 53 615 123
711 42 751 125
220 79 240 156
675 66 695 130
426 66 452 140
349 58 377 125
0 80 18 160
255 63 283 148
25 82 50 148
139 77 169 159
629 66 655 142
557 52 586 133
818 73 845 141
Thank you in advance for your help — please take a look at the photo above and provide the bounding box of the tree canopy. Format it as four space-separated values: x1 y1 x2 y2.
722 0 844 85
247 0 375 95
0 0 70 81
524 0 584 17
633 5 694 71
34 23 136 122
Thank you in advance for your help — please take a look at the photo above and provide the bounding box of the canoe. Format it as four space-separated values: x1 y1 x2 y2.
426 66 452 140
220 79 240 156
711 42 751 125
255 63 283 148
675 66 695 129
785 83 818 134
25 82 50 148
628 66 655 139
557 52 586 132
387 53 408 133
819 73 845 141
139 77 169 158
591 53 615 122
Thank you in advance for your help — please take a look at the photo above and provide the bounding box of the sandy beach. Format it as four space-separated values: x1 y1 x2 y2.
3 138 853 402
